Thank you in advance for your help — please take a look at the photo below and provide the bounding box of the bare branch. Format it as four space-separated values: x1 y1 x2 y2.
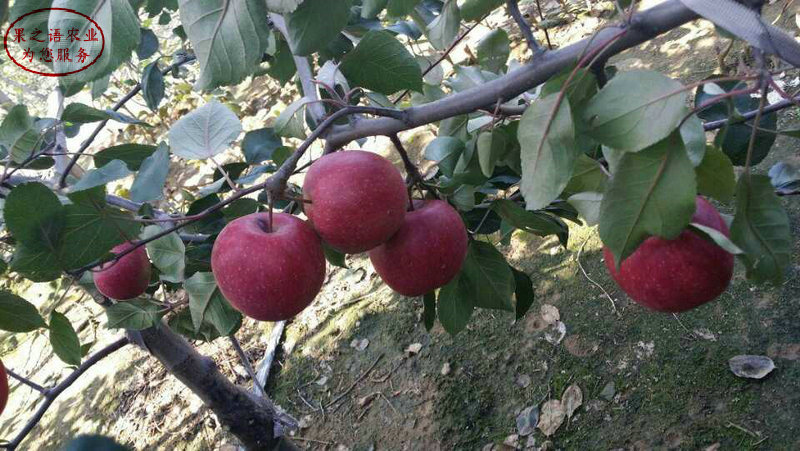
4 368 47 393
507 0 541 54
326 0 699 148
4 338 129 450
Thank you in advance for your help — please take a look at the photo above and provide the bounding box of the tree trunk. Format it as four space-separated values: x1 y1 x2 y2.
137 326 297 450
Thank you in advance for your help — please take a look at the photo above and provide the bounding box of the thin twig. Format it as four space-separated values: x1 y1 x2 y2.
4 337 129 450
507 0 541 54
228 335 265 397
58 55 197 189
4 369 47 393
324 354 384 409
393 18 485 105
577 236 620 317
534 0 553 49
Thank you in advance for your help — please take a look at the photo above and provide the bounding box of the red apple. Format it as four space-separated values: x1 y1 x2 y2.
303 150 408 253
0 360 8 416
93 242 151 300
211 212 326 321
604 196 734 312
369 200 468 296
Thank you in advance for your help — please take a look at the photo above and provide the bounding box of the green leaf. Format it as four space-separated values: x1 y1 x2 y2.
10 244 61 282
92 75 110 100
105 300 161 330
423 291 436 331
519 92 577 210
70 160 132 192
340 31 423 95
689 223 744 255
460 241 515 311
460 0 504 21
567 191 603 226
362 0 388 18
168 101 242 159
437 274 473 335
49 311 82 366
563 154 607 196
424 136 464 177
185 272 217 332
386 0 419 17
680 113 706 166
62 103 110 124
511 267 534 320
94 144 157 170
286 0 352 56
428 0 461 50
695 146 735 203
695 81 777 166
143 225 185 283
63 434 129 451
584 70 687 152
130 144 170 203
50 0 141 86
266 37 297 86
598 132 697 266
0 290 47 332
274 97 310 139
492 199 569 246
0 105 40 164
323 242 347 269
477 130 509 177
730 175 792 284
205 290 242 336
141 61 165 112
59 188 141 270
266 0 304 13
476 29 509 73
137 28 159 60
242 128 283 164
178 0 270 90
4 182 64 251
222 198 261 220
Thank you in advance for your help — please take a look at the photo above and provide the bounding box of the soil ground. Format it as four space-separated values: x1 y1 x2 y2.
1 1 799 450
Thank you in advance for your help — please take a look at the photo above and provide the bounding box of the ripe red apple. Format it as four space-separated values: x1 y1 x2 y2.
303 150 408 253
369 200 468 297
94 242 151 300
603 196 734 312
0 360 8 416
211 212 326 321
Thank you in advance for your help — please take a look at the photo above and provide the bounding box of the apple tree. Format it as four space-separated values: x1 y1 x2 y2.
0 0 798 449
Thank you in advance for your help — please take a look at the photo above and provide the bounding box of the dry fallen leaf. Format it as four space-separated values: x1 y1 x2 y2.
516 405 539 436
503 434 520 449
350 338 369 351
405 343 423 355
693 328 717 341
441 362 451 376
729 355 775 379
544 321 566 345
564 335 599 357
562 384 583 418
540 304 560 324
537 400 566 437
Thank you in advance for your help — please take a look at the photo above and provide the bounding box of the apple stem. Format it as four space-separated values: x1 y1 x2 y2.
268 192 276 233
407 188 415 211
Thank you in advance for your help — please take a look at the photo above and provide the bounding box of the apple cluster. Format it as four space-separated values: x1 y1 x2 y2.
211 150 468 321
91 151 735 322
